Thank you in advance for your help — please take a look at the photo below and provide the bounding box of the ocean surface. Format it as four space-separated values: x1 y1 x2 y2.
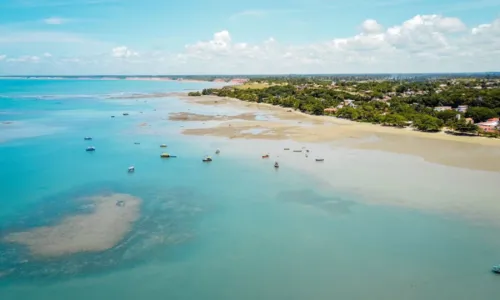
0 79 499 299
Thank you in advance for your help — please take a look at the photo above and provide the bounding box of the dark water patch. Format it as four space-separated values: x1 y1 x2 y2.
0 182 207 282
276 189 355 215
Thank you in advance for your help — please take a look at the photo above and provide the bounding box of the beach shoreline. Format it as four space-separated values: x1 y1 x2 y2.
172 93 500 172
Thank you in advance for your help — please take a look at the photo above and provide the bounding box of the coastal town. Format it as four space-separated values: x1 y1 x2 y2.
189 76 500 138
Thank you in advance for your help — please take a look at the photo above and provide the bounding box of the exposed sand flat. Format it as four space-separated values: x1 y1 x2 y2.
4 193 141 258
169 112 255 122
179 94 500 171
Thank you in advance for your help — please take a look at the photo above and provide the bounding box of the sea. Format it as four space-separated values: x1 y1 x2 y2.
0 78 499 299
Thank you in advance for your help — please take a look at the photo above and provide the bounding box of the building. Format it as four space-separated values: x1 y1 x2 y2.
456 105 468 113
344 99 356 107
465 118 474 124
477 118 499 133
434 106 452 112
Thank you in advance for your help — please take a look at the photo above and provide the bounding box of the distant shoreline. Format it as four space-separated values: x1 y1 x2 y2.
0 76 247 84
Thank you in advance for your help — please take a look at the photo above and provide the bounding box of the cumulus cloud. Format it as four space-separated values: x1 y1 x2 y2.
43 52 52 58
3 14 500 74
361 19 384 34
173 14 498 73
0 54 6 61
111 46 139 58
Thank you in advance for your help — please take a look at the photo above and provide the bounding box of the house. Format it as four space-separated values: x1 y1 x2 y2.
456 105 468 113
434 106 452 112
323 108 337 114
477 118 499 133
465 118 474 124
344 99 355 107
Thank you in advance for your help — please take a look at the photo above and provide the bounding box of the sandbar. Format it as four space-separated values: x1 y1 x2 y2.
3 193 141 258
169 112 255 122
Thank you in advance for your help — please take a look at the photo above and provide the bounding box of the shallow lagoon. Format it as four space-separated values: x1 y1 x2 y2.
1 79 500 299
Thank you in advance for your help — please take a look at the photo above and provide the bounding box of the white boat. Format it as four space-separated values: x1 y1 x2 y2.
84 137 92 140
315 158 324 162
203 156 213 162
274 162 279 168
86 146 96 152
128 166 135 173
215 149 220 154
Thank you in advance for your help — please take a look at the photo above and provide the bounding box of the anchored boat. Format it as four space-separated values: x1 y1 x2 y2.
86 146 96 152
202 156 213 162
315 158 324 162
128 166 135 173
160 152 170 158
84 137 92 141
274 162 279 168
262 154 270 159
215 149 220 154
160 144 167 148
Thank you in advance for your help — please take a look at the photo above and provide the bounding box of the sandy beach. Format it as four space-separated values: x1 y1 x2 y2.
174 94 500 172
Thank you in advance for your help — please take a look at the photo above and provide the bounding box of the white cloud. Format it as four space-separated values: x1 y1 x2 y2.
6 56 40 63
43 17 67 25
43 52 52 57
172 14 499 73
3 14 500 74
361 19 384 34
0 54 6 61
111 46 139 58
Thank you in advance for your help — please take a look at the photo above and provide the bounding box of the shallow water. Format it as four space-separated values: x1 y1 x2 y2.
1 79 499 299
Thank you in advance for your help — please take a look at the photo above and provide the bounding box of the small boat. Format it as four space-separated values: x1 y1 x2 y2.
86 146 96 152
306 150 310 153
202 156 213 162
293 150 302 153
84 137 92 141
492 265 500 274
111 116 115 118
262 154 270 159
274 162 279 168
160 152 170 158
315 158 324 162
284 148 290 150
215 149 220 154
134 142 140 145
123 113 129 116
169 155 177 158
160 144 167 148
128 166 135 173
116 200 125 207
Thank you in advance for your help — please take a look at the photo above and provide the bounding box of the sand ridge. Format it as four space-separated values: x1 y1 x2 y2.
4 193 141 258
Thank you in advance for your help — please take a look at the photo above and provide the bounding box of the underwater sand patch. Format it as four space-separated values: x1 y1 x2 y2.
4 193 141 258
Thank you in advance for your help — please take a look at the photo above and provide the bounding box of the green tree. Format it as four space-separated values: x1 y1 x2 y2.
453 118 478 134
413 115 443 132
382 113 407 127
466 107 497 122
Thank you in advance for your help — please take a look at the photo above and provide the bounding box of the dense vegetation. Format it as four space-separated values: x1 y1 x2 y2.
197 78 500 136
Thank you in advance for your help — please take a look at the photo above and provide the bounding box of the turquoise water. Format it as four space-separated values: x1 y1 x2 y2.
1 79 499 299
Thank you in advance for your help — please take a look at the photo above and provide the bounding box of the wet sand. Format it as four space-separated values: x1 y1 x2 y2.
177 94 500 172
4 193 141 258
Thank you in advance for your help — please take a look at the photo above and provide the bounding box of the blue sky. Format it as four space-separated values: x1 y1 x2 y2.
0 0 499 74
